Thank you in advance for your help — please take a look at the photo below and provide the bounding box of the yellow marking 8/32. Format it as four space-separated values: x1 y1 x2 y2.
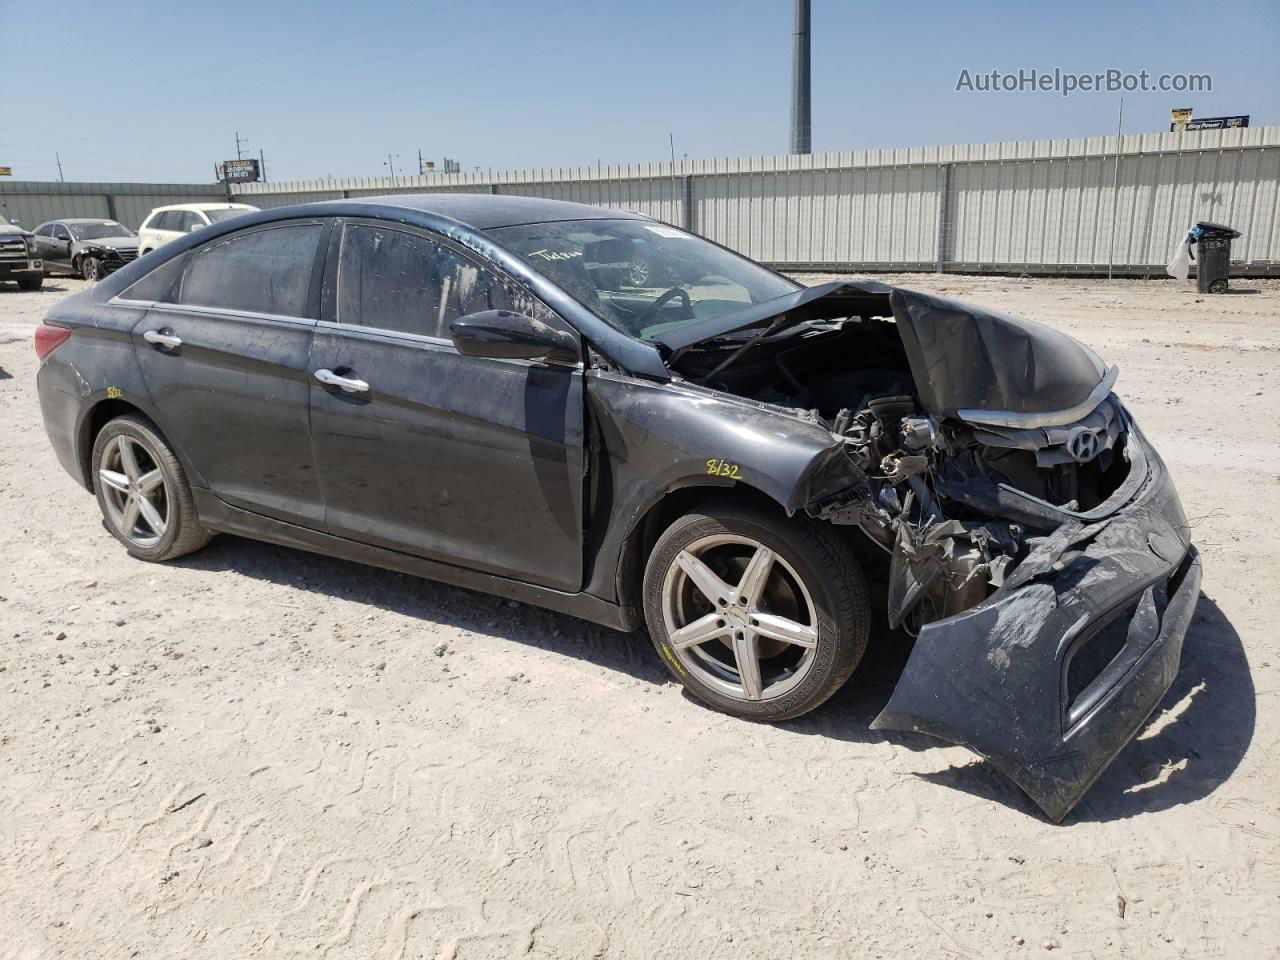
706 458 741 479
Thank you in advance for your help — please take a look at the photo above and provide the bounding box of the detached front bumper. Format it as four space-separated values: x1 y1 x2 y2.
872 439 1200 821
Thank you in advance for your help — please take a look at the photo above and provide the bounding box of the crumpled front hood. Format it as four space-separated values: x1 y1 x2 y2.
888 287 1111 424
654 281 1112 424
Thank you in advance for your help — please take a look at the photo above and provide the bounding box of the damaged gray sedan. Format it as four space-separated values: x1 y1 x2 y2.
35 196 1198 822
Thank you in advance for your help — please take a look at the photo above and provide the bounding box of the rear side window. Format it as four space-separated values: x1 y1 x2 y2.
122 254 188 302
336 223 517 338
157 211 184 231
179 223 322 318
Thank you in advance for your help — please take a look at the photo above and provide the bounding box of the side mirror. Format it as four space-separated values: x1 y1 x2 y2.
189 222 204 232
449 310 578 365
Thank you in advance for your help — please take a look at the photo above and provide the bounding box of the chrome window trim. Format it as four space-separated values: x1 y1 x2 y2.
144 300 318 328
315 318 583 370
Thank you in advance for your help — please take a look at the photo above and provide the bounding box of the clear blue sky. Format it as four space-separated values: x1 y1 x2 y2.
3 0 1277 183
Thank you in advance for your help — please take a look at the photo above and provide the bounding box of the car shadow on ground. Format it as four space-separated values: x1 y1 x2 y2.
177 536 1253 824
174 534 673 686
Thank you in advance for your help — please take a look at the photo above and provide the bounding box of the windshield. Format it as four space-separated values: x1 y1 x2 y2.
487 219 798 341
204 207 254 223
70 221 135 240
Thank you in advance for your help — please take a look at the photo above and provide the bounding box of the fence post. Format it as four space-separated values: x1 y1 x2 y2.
681 175 695 233
935 162 954 272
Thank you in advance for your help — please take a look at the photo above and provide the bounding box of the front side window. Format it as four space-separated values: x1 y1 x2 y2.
179 223 322 318
487 218 798 341
52 223 72 241
336 223 520 338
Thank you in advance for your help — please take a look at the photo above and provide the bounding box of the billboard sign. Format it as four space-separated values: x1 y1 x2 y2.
1184 115 1249 131
218 159 261 183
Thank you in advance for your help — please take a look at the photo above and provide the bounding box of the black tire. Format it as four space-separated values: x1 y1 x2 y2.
643 498 870 722
91 413 212 562
81 256 102 281
17 275 43 291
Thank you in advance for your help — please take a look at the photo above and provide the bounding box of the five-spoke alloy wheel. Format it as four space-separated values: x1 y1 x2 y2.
644 499 870 721
91 414 212 561
98 434 169 548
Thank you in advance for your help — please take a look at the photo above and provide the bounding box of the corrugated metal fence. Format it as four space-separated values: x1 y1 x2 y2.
5 126 1278 275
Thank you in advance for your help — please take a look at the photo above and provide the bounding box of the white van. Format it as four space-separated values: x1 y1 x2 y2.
137 203 259 254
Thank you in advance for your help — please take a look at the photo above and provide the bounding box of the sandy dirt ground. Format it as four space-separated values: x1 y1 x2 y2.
1 272 1277 959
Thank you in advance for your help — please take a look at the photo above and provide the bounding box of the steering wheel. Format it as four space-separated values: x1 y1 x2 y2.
633 286 692 330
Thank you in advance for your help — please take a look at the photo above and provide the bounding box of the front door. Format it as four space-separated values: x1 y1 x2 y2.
128 220 329 526
307 220 587 591
45 223 74 273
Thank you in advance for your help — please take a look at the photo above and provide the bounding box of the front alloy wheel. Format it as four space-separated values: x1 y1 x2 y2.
81 256 102 281
644 499 870 721
663 534 818 702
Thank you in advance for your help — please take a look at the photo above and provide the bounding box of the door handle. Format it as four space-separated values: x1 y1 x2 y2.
314 368 369 393
143 330 182 349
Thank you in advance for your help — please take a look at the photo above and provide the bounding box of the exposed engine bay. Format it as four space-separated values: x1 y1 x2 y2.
670 303 1133 634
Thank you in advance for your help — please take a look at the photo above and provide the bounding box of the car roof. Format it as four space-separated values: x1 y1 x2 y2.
150 203 258 213
56 218 123 225
314 193 650 230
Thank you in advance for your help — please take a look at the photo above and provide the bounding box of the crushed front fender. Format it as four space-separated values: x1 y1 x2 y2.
871 445 1201 822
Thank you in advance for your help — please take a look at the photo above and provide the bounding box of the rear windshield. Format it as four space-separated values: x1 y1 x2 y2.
204 208 255 223
487 219 797 341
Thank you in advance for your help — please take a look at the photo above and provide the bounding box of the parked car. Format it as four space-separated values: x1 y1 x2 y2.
33 195 1199 821
33 218 139 281
136 202 258 254
0 213 44 290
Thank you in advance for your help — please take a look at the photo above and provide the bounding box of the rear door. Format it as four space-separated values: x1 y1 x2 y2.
307 219 587 591
127 219 329 525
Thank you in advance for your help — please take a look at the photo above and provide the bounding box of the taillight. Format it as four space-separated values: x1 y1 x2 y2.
34 323 72 360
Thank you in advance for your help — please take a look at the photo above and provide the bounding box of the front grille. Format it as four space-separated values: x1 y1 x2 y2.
113 248 138 263
0 237 28 261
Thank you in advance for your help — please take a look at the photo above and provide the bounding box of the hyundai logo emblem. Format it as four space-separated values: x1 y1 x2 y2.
1067 428 1101 463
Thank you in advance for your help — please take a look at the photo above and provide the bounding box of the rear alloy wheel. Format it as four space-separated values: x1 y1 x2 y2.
92 414 211 561
643 499 870 721
81 256 102 281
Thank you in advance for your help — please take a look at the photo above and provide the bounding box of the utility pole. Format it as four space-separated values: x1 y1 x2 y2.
418 149 423 177
259 148 267 182
55 152 65 182
386 153 397 183
790 0 811 154
235 131 248 161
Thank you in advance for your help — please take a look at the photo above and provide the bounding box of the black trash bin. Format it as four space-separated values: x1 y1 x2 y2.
1191 221 1241 294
